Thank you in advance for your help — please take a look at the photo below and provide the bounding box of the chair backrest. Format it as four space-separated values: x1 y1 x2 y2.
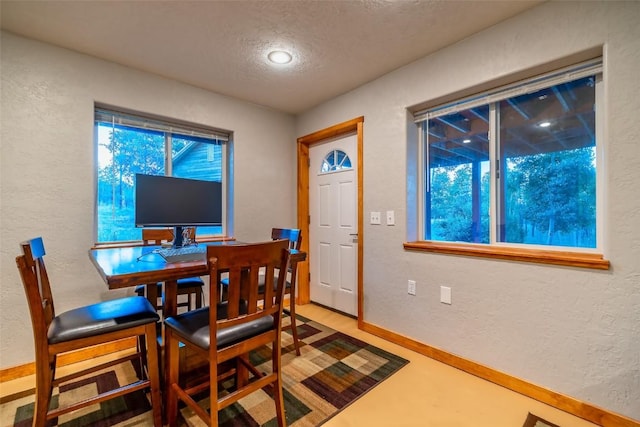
271 228 301 250
142 227 196 246
206 240 290 343
15 237 55 348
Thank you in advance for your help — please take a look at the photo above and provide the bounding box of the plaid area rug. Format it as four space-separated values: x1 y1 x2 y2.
522 413 561 427
1 314 408 426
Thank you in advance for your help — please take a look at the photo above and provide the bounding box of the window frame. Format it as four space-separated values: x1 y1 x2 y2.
406 59 609 270
93 105 233 244
321 149 353 173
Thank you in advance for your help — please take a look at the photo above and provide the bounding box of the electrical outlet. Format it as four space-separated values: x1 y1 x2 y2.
386 210 395 225
370 211 381 225
440 286 451 304
408 280 416 296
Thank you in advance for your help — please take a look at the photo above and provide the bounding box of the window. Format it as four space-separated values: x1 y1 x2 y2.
321 149 352 173
94 106 231 243
413 59 604 259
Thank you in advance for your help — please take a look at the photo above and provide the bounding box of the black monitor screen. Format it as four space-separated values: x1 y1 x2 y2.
135 174 222 227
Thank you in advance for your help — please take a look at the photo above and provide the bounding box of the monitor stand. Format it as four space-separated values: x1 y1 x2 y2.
172 226 185 248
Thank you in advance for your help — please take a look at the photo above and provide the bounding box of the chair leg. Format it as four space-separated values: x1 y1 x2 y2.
144 323 163 427
134 334 147 380
165 328 180 427
273 381 286 427
287 296 301 356
33 353 54 426
271 341 286 427
209 356 219 426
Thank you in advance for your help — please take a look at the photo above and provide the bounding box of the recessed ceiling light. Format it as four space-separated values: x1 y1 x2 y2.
267 50 292 64
538 121 551 128
463 139 471 143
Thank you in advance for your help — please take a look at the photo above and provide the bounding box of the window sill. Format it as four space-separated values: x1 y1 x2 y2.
92 236 234 249
403 241 610 270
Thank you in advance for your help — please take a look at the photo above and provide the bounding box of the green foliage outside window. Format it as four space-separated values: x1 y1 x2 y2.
95 120 224 243
423 70 599 249
504 147 595 247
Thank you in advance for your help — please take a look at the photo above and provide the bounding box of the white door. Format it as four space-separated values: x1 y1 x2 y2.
309 134 358 316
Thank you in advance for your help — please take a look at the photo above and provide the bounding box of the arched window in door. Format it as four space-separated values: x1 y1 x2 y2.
321 149 352 173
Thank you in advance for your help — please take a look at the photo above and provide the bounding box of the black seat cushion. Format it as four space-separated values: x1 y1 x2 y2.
177 277 205 287
164 303 273 350
48 296 159 344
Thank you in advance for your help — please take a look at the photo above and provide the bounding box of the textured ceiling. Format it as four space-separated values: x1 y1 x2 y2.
1 0 543 114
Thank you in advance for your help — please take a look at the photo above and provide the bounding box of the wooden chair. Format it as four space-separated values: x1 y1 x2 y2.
266 228 303 355
164 239 290 427
220 228 303 355
15 237 162 427
135 227 204 313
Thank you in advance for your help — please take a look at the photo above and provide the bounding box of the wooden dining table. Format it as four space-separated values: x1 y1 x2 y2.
88 240 307 399
89 241 306 320
89 241 243 321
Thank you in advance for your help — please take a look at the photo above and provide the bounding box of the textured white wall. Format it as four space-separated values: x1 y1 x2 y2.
0 32 296 367
297 1 640 420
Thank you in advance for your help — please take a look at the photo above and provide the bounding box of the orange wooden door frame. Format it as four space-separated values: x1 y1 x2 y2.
296 116 364 325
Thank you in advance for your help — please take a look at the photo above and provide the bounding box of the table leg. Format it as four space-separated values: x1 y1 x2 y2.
163 279 178 320
147 283 159 311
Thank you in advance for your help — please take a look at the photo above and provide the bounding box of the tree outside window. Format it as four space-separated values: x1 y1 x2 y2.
95 109 226 243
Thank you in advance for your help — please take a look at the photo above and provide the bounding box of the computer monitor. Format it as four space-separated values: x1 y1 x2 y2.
135 174 222 247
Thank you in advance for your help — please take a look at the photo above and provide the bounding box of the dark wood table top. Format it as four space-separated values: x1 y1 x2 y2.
89 241 239 289
89 241 306 290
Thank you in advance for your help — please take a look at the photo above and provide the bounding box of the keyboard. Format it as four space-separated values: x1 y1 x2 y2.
158 245 206 263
